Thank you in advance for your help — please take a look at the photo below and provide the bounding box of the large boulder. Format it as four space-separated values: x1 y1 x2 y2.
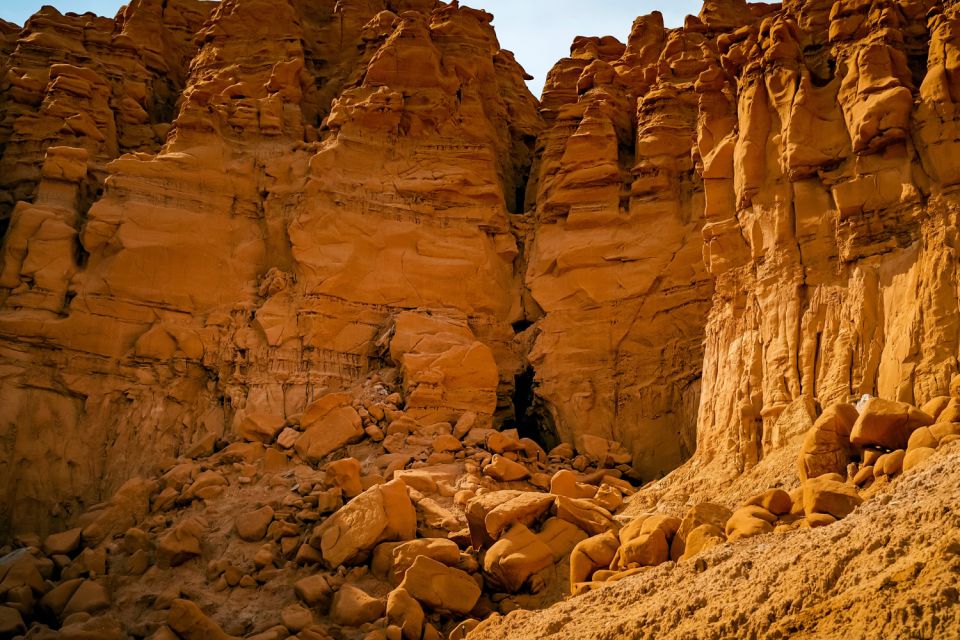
670 503 732 560
569 531 620 590
798 403 859 481
802 475 863 518
483 524 555 593
482 492 555 540
554 496 615 535
849 398 934 450
388 538 460 585
465 490 525 548
309 479 416 567
725 506 776 541
156 517 205 568
330 584 385 627
294 398 364 464
399 556 481 614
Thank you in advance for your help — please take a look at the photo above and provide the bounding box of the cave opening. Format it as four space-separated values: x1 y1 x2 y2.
510 366 560 451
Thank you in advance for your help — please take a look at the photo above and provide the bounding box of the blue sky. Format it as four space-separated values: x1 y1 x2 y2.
1 0 702 94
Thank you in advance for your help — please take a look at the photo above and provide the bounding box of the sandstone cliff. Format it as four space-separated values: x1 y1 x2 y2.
1 0 960 638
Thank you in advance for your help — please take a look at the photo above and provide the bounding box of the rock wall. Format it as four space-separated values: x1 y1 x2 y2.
0 0 542 539
2 0 960 541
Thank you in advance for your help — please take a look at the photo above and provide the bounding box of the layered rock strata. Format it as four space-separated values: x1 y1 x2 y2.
0 0 959 599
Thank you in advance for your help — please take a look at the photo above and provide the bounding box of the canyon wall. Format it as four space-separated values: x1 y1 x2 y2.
0 0 542 539
1 0 960 542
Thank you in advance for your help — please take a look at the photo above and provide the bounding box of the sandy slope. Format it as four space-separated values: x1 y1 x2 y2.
469 443 960 640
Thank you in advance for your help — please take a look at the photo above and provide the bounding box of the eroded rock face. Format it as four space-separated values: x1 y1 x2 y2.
0 0 541 539
542 0 960 504
1 0 960 572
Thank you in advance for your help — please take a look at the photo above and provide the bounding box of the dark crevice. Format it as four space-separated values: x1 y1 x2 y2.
509 366 559 451
512 319 533 333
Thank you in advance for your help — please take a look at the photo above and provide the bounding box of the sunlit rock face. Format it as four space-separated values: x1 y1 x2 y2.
0 0 542 537
1 0 959 539
525 0 960 490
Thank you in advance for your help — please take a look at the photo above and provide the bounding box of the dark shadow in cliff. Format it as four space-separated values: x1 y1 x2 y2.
510 366 560 451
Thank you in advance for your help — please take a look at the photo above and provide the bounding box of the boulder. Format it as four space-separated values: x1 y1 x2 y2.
236 506 274 542
725 506 776 541
483 492 555 540
465 490 525 548
483 455 530 482
168 599 236 640
670 503 732 560
849 398 934 450
549 469 597 499
294 575 332 607
295 403 364 463
483 524 555 593
399 556 481 614
281 603 314 632
802 476 863 518
680 524 726 560
797 403 859 481
330 584 385 627
61 579 110 618
43 528 83 556
389 538 460 585
744 489 792 516
903 447 937 472
0 606 26 636
310 479 416 567
937 398 960 424
536 517 588 561
386 587 425 640
806 513 838 528
394 464 460 495
569 531 620 590
156 517 205 568
882 449 905 476
237 412 285 444
907 427 938 452
326 458 363 498
613 527 668 569
554 496 615 535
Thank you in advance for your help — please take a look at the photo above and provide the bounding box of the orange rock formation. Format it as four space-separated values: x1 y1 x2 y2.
1 0 959 638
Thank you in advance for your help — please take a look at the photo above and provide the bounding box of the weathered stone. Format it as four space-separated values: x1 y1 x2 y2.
326 458 363 499
237 412 285 444
670 503 733 561
310 479 416 567
294 574 332 607
483 455 530 482
398 556 481 614
798 404 859 481
330 584 385 627
386 587 424 640
850 398 934 451
389 538 460 585
554 496 615 535
168 599 236 640
156 517 205 568
744 489 793 516
725 506 776 541
236 506 274 542
903 447 937 473
802 476 863 519
483 524 555 593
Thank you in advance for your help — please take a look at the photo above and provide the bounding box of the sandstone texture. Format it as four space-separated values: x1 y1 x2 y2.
1 0 960 639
